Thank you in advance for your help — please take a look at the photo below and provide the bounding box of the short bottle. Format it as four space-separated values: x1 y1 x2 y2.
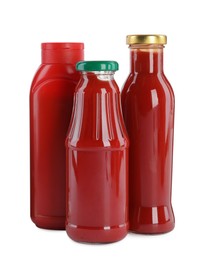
66 61 129 243
30 42 84 229
121 35 175 234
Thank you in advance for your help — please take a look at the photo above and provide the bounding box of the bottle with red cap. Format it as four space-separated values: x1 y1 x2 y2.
30 42 84 230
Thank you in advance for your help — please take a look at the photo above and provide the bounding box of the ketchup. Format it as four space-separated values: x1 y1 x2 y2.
66 61 129 242
30 42 84 229
121 35 175 234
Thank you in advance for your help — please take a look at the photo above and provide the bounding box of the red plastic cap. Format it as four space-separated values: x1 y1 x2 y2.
41 42 84 64
41 42 84 50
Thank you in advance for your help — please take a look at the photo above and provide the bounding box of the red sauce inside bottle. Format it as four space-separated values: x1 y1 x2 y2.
122 46 175 234
66 69 129 242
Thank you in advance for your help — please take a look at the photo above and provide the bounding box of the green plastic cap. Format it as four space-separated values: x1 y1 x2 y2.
76 61 119 71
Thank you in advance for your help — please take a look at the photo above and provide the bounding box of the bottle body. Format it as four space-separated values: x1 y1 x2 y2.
121 37 175 234
30 43 84 229
66 64 129 242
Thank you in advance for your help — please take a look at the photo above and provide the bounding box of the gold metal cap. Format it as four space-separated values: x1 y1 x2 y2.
126 34 167 45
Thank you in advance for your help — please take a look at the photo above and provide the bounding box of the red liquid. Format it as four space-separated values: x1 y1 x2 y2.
121 47 175 233
66 72 129 242
30 43 84 229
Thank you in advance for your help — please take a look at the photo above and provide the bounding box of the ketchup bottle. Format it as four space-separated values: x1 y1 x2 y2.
121 35 175 234
66 61 129 243
30 42 84 229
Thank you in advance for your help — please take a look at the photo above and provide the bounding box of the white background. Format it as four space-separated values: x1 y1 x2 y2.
0 0 207 259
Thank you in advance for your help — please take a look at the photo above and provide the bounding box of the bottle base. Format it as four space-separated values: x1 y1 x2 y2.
130 222 175 234
66 223 128 243
31 215 65 230
129 205 175 234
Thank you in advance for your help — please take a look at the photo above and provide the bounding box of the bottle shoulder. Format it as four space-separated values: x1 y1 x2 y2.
30 64 80 93
121 72 175 115
66 140 129 150
122 72 174 97
66 80 129 149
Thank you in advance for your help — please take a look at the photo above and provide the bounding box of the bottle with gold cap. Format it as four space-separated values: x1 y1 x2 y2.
121 35 175 234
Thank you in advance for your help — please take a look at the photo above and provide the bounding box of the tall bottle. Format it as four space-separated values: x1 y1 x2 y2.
30 42 84 229
121 35 175 234
66 61 129 243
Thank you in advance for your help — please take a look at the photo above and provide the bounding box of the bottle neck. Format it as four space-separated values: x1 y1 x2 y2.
130 45 164 73
82 71 115 81
41 43 84 64
42 49 84 64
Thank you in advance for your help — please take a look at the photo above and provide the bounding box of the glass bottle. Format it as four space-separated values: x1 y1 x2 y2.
66 61 129 242
121 35 175 234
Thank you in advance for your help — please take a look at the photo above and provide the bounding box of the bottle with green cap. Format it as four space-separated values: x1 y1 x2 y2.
65 61 129 243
